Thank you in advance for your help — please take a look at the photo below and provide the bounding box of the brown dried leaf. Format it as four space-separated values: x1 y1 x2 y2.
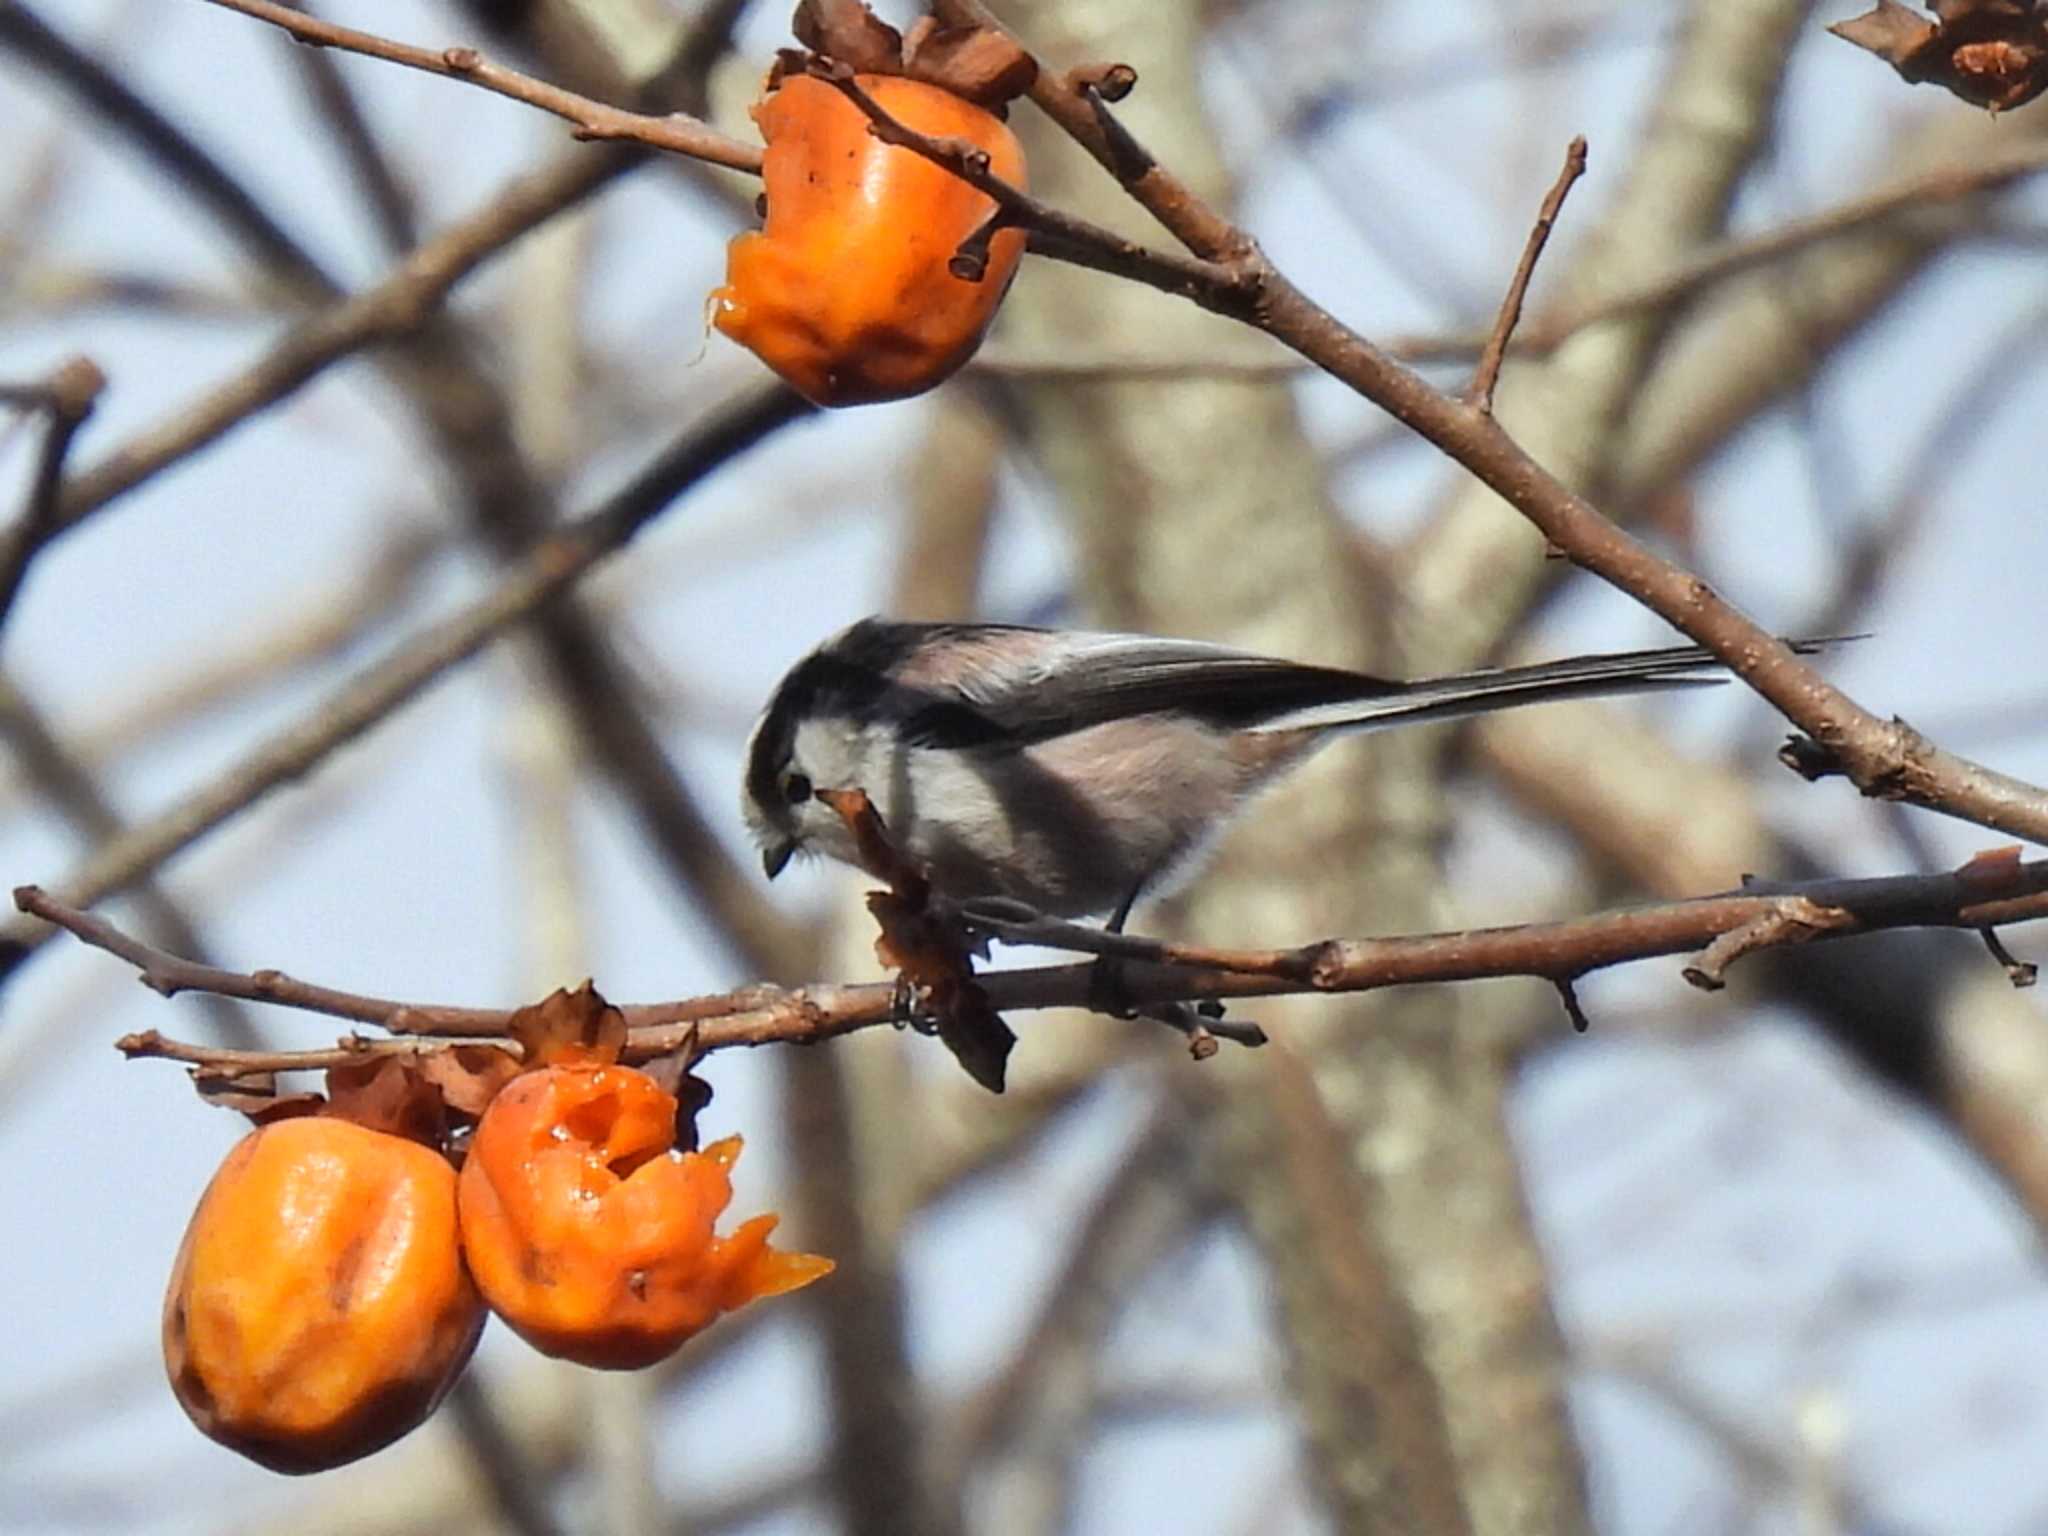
1831 0 1941 58
640 1037 716 1153
1831 0 2048 111
1930 0 2033 25
817 786 929 897
902 21 1037 108
415 1044 522 1117
1958 842 2028 896
787 0 1035 107
792 0 902 72
325 1055 447 1145
819 787 1014 1092
506 981 628 1067
191 1070 325 1126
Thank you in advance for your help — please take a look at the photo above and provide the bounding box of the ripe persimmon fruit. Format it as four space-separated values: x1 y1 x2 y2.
458 1062 831 1369
163 1116 484 1473
712 72 1028 405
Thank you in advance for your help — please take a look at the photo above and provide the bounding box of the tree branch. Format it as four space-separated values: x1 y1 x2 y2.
0 355 102 628
200 0 762 172
23 848 2048 1077
1468 136 1585 414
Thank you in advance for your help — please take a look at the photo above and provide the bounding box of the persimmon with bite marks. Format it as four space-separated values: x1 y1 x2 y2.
458 1062 831 1369
712 72 1027 405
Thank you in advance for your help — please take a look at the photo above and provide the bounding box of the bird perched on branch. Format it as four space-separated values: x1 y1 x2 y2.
743 617 1835 925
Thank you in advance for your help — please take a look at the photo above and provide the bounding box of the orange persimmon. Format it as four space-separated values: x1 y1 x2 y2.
711 72 1027 406
457 1063 832 1369
163 1116 484 1474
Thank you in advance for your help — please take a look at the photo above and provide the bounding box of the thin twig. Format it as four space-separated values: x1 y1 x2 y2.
115 1028 508 1074
0 356 103 627
1518 135 2048 355
196 3 1265 320
1553 977 1592 1034
201 0 762 173
1979 927 2038 987
1385 135 2048 365
1679 896 1855 991
283 2 420 254
1469 136 1586 413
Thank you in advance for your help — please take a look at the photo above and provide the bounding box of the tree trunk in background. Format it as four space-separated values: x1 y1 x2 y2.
993 4 1592 1531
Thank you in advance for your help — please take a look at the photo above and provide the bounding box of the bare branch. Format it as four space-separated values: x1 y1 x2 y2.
0 355 102 627
202 0 762 172
1393 136 2048 366
114 1028 505 1074
1469 137 1586 414
283 8 421 254
27 849 2048 1080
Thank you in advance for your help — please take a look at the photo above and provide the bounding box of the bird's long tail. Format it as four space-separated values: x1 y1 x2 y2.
1255 637 1848 735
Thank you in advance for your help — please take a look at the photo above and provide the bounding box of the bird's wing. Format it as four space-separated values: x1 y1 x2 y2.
896 625 1398 744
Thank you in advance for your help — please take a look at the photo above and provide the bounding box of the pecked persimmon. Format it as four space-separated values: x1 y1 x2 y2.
712 72 1027 406
457 1063 832 1369
163 1116 484 1474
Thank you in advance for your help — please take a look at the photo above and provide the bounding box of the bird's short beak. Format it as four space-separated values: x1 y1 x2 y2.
762 839 796 880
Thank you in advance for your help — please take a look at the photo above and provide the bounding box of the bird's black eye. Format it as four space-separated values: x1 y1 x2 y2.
782 771 812 805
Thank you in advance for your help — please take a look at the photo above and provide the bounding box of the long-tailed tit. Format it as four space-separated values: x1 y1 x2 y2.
743 618 1822 921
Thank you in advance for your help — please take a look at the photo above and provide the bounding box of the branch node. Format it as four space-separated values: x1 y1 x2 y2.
138 967 182 999
1306 940 1348 989
948 208 1015 281
47 356 107 419
1554 977 1591 1033
441 45 482 73
1779 732 1847 781
1683 896 1854 990
1066 62 1137 101
1075 78 1156 181
1138 998 1263 1058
